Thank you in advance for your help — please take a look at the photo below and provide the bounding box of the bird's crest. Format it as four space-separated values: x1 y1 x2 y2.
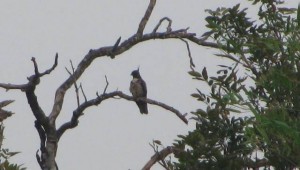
131 67 141 78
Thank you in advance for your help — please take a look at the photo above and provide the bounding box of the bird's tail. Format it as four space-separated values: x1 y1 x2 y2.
136 101 148 114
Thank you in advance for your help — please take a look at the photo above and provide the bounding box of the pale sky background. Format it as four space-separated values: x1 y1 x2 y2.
0 0 298 170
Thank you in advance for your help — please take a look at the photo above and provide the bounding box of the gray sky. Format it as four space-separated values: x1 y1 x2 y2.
0 0 298 169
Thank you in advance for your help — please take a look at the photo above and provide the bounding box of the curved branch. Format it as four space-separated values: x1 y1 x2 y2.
57 91 188 140
49 0 220 127
31 54 58 77
153 17 172 33
180 38 195 71
142 146 181 170
142 147 270 170
39 53 58 77
49 28 217 126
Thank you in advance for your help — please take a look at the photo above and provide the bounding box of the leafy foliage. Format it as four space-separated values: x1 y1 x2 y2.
171 0 300 169
0 101 26 170
0 124 26 170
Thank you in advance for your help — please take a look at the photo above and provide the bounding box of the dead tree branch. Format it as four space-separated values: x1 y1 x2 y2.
0 83 29 91
137 0 156 37
0 54 59 169
66 60 81 107
153 17 172 33
142 146 179 170
48 28 218 127
102 75 109 94
0 56 58 134
32 54 58 77
25 56 58 125
0 0 219 127
0 54 58 91
180 38 195 71
57 91 188 140
110 37 122 58
79 83 87 102
142 145 270 170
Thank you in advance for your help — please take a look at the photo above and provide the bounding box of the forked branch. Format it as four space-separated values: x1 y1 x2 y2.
31 54 58 77
137 0 157 37
49 25 218 126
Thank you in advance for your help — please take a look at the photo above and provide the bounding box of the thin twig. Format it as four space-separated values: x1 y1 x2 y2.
65 67 71 76
152 17 172 33
39 53 58 76
79 83 87 102
31 57 39 75
158 159 170 170
110 37 122 58
70 60 80 107
66 60 80 106
180 38 195 71
31 54 58 77
102 75 109 94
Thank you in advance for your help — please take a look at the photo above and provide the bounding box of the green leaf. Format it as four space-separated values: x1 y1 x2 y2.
153 140 162 145
188 71 202 78
6 151 20 157
225 108 241 113
272 120 290 130
191 93 205 101
0 100 14 108
191 93 201 98
202 67 208 80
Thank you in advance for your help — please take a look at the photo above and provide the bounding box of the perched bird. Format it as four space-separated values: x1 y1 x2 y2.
130 69 148 114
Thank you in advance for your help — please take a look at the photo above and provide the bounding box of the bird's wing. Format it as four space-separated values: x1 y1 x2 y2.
140 78 147 97
129 80 134 94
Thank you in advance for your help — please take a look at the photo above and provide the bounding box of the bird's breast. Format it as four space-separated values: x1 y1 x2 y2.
130 79 144 97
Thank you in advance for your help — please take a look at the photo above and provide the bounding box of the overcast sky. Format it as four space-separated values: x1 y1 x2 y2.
0 0 298 170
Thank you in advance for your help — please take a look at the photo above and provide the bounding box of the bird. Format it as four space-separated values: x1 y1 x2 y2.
130 69 148 114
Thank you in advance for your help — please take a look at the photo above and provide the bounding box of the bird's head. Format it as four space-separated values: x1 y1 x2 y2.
131 69 141 78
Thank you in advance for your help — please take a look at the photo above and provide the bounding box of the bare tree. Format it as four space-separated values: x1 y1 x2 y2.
0 0 217 169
